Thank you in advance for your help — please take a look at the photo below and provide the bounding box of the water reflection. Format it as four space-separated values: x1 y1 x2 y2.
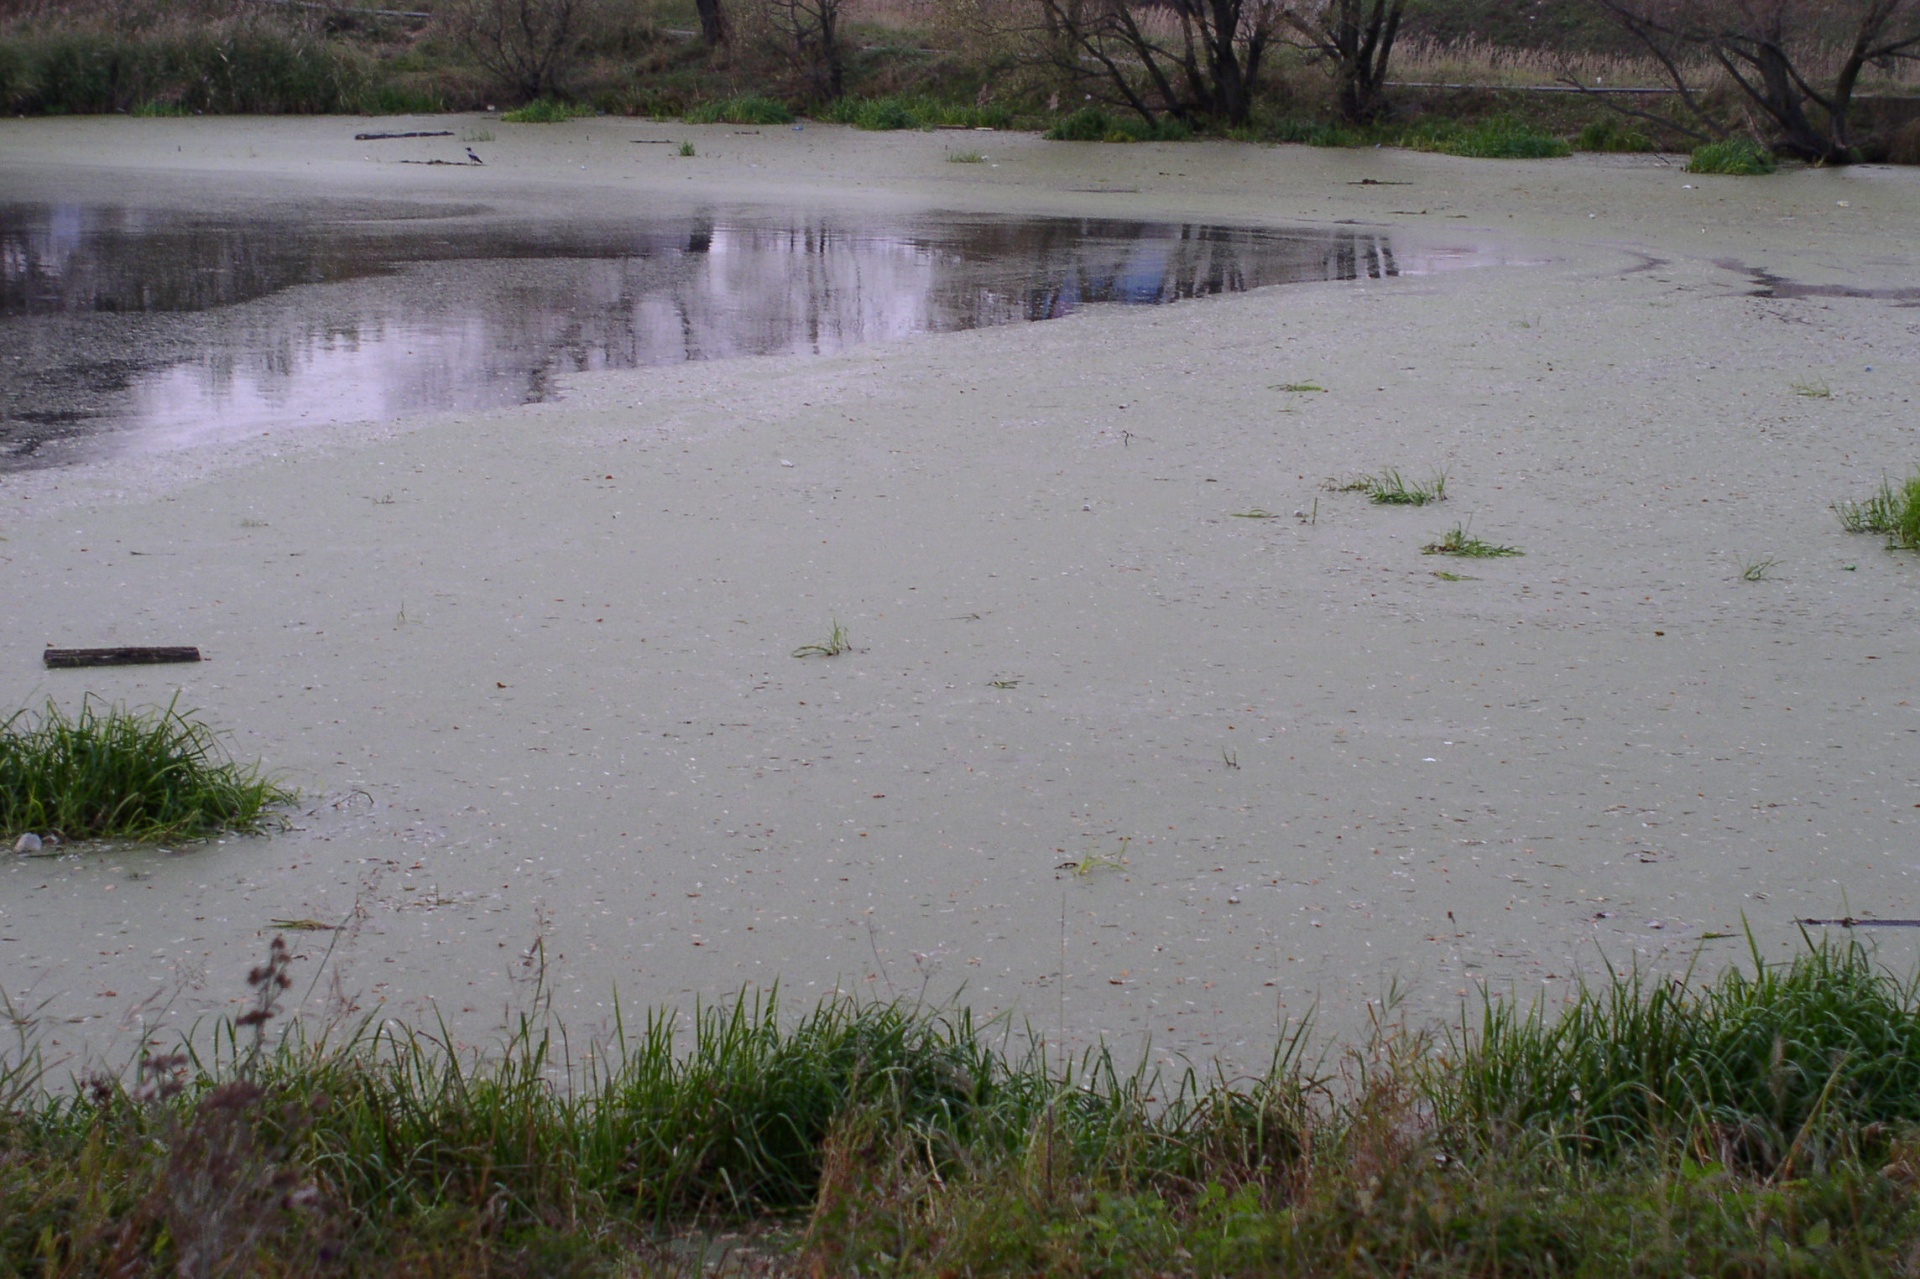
0 201 1497 469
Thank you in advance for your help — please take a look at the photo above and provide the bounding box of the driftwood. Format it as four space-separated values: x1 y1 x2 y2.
43 646 201 669
354 130 456 140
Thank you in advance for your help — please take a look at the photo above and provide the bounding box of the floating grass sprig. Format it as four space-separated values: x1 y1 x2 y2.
792 619 852 658
1423 523 1522 558
0 694 293 841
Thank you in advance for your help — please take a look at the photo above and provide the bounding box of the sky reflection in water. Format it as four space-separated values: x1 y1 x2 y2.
1 200 1506 469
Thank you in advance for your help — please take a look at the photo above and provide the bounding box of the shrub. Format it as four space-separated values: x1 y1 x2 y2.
1688 137 1776 174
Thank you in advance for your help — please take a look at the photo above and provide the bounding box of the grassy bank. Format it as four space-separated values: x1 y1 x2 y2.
7 938 1920 1276
0 0 1791 153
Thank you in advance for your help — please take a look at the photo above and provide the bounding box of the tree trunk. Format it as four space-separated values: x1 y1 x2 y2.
695 0 729 47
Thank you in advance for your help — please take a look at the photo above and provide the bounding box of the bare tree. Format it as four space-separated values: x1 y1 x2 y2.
1592 0 1920 162
444 0 592 101
1026 0 1280 126
694 0 730 47
1279 0 1408 124
758 0 844 98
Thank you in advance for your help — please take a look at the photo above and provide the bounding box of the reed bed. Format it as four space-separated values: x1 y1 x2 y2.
5 939 1920 1275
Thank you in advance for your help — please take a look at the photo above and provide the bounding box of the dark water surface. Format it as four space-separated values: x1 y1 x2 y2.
1 198 1499 469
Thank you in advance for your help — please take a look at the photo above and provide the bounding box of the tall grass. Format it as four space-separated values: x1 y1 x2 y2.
1401 114 1572 158
1689 136 1777 175
818 92 1013 131
1445 937 1920 1172
9 941 1920 1274
0 22 364 115
1835 471 1920 550
0 694 293 841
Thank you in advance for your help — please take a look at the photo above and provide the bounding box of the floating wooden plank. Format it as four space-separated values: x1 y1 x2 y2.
354 130 455 141
43 646 201 668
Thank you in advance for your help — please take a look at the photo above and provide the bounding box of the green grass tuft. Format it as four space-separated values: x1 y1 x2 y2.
685 95 793 125
500 97 593 123
1574 119 1656 153
1044 106 1190 143
820 95 1013 132
1444 937 1920 1173
1402 116 1571 159
792 619 852 658
1423 523 1522 557
1835 472 1920 550
1364 468 1448 506
0 694 294 841
1688 137 1777 175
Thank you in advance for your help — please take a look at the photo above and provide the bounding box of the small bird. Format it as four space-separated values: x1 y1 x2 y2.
467 147 484 165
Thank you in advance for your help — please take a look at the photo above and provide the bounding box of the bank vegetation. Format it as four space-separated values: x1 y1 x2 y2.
2 0 1919 162
7 937 1920 1275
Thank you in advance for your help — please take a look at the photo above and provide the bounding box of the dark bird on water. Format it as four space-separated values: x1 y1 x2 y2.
467 147 484 165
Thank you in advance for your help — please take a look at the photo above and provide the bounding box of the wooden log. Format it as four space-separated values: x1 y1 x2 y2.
43 646 202 668
353 130 455 141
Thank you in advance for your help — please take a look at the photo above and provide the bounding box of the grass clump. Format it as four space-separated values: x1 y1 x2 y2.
0 694 293 841
1423 523 1522 557
1574 118 1656 153
500 97 593 123
1044 106 1191 143
1688 137 1777 175
685 95 792 125
1835 471 1920 550
1363 468 1448 506
1444 938 1920 1172
820 94 1013 132
1402 115 1571 159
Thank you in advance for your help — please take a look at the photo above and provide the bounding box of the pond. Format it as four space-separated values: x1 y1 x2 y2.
1 199 1498 469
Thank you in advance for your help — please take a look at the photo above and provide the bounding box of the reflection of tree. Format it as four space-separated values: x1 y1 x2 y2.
3 202 1434 466
0 205 384 316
